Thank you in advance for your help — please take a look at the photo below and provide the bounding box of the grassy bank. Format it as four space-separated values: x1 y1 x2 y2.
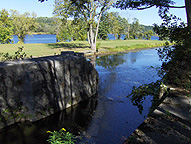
0 40 167 57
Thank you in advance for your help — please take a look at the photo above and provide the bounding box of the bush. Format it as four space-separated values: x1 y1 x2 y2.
0 46 32 61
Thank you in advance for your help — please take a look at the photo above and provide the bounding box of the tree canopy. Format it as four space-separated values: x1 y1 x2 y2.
0 9 13 44
10 10 38 43
120 0 191 114
41 0 114 52
114 0 190 32
114 0 185 10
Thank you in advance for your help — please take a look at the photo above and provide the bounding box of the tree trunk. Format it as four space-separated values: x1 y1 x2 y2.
87 5 97 53
114 34 117 40
91 42 96 53
127 25 130 39
87 7 103 53
118 34 121 39
94 10 103 53
89 23 96 52
87 27 96 53
87 31 91 46
185 0 191 37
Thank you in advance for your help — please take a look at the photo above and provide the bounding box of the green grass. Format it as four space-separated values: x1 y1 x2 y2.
99 39 166 48
0 40 167 57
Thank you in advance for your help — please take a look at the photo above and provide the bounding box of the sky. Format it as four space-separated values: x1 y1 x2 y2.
0 0 187 26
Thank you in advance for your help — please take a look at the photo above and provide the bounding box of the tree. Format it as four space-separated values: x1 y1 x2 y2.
101 12 129 40
98 12 110 40
131 18 139 39
115 1 191 85
36 17 59 34
56 18 87 42
185 0 191 34
52 18 62 42
75 18 88 41
114 0 191 114
56 19 74 42
107 12 121 40
144 30 153 40
117 16 129 39
10 10 38 43
114 0 190 34
0 9 13 44
53 0 114 53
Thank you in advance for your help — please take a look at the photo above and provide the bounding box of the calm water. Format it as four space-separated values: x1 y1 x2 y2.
0 48 162 144
12 34 159 44
12 34 57 44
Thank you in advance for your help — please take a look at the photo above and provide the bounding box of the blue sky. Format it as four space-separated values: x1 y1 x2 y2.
0 0 187 26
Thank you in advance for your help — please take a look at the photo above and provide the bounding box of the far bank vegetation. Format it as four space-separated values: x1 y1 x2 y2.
0 9 155 44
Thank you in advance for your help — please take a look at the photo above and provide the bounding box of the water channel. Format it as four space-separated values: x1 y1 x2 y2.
0 48 162 144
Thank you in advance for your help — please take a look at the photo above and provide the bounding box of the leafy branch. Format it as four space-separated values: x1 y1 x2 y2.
127 80 166 114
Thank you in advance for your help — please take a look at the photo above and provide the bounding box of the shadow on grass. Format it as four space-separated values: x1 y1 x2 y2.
47 43 89 49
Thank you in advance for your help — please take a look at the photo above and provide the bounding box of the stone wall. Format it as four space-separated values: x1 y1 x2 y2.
0 51 98 129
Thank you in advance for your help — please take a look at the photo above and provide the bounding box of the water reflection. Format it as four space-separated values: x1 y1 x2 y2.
0 48 162 144
81 48 162 143
96 54 125 69
129 52 138 64
0 96 98 144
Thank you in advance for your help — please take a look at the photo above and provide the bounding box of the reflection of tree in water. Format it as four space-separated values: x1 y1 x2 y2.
96 54 125 69
96 54 125 96
130 52 138 64
98 72 117 97
0 96 98 144
127 80 162 115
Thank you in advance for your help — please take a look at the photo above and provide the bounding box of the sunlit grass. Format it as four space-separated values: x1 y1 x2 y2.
106 41 167 52
0 40 167 57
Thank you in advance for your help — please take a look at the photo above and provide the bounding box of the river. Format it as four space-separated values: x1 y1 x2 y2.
0 48 162 144
12 34 159 44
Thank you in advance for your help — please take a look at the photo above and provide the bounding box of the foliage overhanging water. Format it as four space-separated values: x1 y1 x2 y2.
0 48 162 144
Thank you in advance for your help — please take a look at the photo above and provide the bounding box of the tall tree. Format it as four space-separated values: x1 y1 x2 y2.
74 18 88 41
0 9 13 44
117 15 129 39
115 0 191 113
98 12 110 40
114 0 190 34
184 0 191 35
10 10 38 43
36 17 58 34
129 18 140 39
144 30 153 40
53 0 114 53
52 17 62 42
57 19 75 41
99 12 129 40
107 12 121 40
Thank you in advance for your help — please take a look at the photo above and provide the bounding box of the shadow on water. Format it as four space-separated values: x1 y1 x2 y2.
81 48 162 144
0 95 98 144
0 48 163 144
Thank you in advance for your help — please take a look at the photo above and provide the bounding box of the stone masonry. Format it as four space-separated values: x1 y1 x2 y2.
0 51 99 129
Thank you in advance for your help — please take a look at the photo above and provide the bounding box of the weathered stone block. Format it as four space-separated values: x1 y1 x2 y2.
0 52 98 129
